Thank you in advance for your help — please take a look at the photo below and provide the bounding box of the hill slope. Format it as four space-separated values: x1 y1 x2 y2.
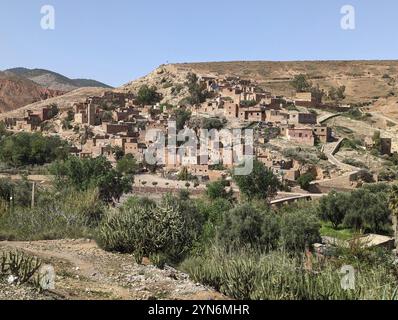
0 71 65 113
167 60 398 103
0 86 107 120
5 68 112 92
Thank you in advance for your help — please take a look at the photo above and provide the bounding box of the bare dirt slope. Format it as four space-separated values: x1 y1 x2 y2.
0 239 223 301
171 60 398 102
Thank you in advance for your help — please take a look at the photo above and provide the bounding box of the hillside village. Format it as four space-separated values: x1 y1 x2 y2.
1 66 395 198
1 63 398 301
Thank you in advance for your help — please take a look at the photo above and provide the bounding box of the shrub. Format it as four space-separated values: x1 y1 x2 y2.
240 100 257 107
297 172 315 191
206 180 231 200
0 188 103 241
50 156 133 203
185 73 209 105
173 108 192 131
0 132 68 167
0 178 33 208
96 196 200 264
194 198 234 252
233 160 280 201
343 188 391 234
279 208 321 252
318 191 350 228
218 204 280 251
342 158 368 169
201 118 225 130
181 246 398 300
1 251 42 285
136 85 161 106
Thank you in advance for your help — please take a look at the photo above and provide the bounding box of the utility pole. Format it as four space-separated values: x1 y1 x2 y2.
31 182 36 208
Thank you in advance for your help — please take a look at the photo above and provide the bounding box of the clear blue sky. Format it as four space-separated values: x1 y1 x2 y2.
0 0 397 87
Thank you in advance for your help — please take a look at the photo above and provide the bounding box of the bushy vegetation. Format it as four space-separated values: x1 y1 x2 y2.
0 132 68 167
206 180 232 200
291 74 312 92
116 154 139 175
136 85 162 106
0 128 397 300
173 108 192 131
297 172 315 191
233 160 280 201
50 156 133 203
185 73 209 105
328 86 346 103
96 195 203 264
181 246 398 300
201 118 225 131
318 184 392 234
0 187 104 241
240 100 257 107
1 250 42 287
282 147 319 165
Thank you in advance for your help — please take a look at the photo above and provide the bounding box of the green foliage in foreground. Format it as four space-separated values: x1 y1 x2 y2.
0 188 104 241
96 195 204 264
181 246 398 300
0 250 42 286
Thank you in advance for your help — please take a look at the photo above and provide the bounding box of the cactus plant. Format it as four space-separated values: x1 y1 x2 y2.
0 250 42 285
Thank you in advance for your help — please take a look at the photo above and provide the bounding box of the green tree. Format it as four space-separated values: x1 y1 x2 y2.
185 73 208 105
280 208 321 252
201 118 225 131
174 108 192 131
112 146 125 161
318 191 350 228
343 188 390 234
233 160 280 201
136 85 161 106
48 103 59 119
50 156 133 203
218 204 280 251
311 84 325 103
0 132 68 167
116 154 139 175
328 86 346 103
297 172 315 191
206 180 231 200
291 74 312 92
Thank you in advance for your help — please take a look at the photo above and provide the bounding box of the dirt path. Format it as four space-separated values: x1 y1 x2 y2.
0 239 224 300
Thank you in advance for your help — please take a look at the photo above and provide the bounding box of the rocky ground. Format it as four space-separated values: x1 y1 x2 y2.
0 239 224 301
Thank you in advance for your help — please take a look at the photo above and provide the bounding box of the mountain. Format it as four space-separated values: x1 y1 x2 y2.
0 71 65 113
5 67 113 92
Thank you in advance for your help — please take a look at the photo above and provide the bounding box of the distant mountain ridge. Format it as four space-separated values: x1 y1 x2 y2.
0 71 65 113
5 67 112 92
